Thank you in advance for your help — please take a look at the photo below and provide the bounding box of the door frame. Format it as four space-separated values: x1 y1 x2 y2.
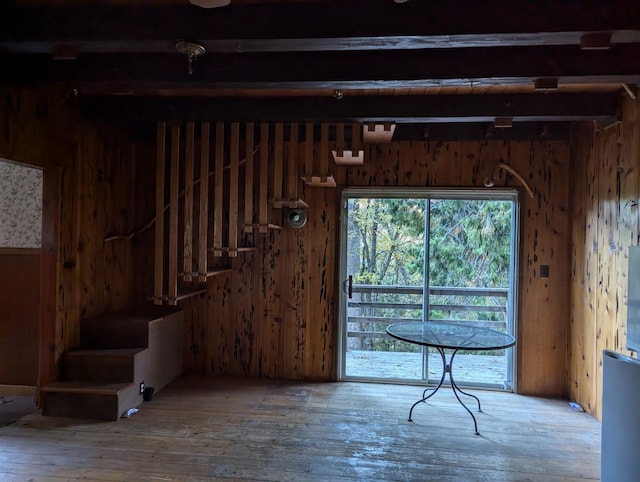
337 187 520 392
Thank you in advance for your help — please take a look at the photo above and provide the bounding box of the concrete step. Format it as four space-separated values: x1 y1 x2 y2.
61 348 147 383
41 381 142 421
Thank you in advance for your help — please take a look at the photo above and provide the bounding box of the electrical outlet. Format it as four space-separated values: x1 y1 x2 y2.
139 382 145 395
540 265 549 278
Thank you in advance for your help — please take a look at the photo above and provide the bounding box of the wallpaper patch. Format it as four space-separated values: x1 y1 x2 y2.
0 159 43 248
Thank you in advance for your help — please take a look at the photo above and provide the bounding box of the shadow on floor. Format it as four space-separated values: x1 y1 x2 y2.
0 395 38 427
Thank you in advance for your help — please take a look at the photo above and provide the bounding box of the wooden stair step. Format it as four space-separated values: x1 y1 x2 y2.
80 307 175 348
62 348 147 383
41 381 142 421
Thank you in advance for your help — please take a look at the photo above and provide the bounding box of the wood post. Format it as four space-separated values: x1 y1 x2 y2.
320 123 329 183
183 121 194 281
154 122 166 304
229 122 239 257
351 122 361 153
198 122 210 281
244 123 254 233
259 123 269 233
304 122 314 179
273 123 284 208
335 123 344 157
213 122 224 256
168 124 180 305
287 122 298 207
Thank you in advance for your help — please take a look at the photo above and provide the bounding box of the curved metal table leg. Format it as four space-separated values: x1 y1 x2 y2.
408 347 447 422
449 350 482 412
448 349 480 435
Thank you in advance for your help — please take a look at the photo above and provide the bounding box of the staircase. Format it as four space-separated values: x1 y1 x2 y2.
41 307 183 421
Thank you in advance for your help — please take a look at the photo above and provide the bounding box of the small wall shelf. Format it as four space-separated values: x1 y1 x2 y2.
302 175 337 188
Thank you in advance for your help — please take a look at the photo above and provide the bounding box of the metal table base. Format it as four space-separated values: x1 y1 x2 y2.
408 347 483 435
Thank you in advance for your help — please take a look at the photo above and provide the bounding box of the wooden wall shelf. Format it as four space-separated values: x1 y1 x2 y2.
244 223 284 233
302 175 337 188
332 149 364 166
179 268 233 280
273 198 309 209
151 287 208 304
209 247 258 254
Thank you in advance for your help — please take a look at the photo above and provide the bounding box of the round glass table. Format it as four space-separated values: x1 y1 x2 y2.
386 321 516 435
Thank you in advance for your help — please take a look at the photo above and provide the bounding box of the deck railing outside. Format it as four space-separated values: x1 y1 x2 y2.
347 284 508 353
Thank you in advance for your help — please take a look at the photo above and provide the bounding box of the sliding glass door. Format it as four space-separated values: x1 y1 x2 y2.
338 189 518 390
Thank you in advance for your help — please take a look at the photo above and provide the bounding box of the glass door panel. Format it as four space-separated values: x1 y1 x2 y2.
427 199 514 388
343 197 426 380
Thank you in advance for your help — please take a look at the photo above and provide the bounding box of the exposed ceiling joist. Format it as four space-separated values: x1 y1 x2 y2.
4 46 640 91
80 93 621 124
2 1 639 54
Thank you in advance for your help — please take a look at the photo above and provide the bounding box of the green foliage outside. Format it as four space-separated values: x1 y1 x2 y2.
346 197 512 354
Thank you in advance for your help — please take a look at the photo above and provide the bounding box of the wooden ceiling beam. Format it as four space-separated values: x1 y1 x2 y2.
78 93 621 124
1 1 639 53
3 45 640 89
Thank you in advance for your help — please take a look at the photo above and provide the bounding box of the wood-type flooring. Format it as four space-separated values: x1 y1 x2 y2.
0 376 601 481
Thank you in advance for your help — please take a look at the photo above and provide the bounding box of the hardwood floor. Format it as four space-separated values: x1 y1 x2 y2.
0 376 601 481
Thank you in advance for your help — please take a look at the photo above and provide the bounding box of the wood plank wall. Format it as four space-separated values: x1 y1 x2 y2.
1 86 577 399
569 96 640 420
0 86 137 387
0 250 40 385
141 132 571 396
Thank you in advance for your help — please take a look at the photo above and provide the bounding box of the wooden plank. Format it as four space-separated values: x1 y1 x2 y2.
183 121 194 281
168 125 180 305
198 122 210 281
304 186 336 379
11 2 640 50
207 273 232 376
154 122 166 304
86 93 624 125
273 122 284 208
283 212 307 379
229 122 239 257
351 122 361 152
320 122 329 183
259 123 269 234
595 125 620 420
287 122 298 206
244 122 255 233
304 122 314 179
213 122 224 256
38 167 61 391
335 122 344 156
582 126 599 415
568 123 589 413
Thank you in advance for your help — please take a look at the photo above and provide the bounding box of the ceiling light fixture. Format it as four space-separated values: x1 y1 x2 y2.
188 0 231 8
175 40 206 75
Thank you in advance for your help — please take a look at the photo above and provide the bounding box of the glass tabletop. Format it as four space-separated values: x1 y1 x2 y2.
386 321 516 351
